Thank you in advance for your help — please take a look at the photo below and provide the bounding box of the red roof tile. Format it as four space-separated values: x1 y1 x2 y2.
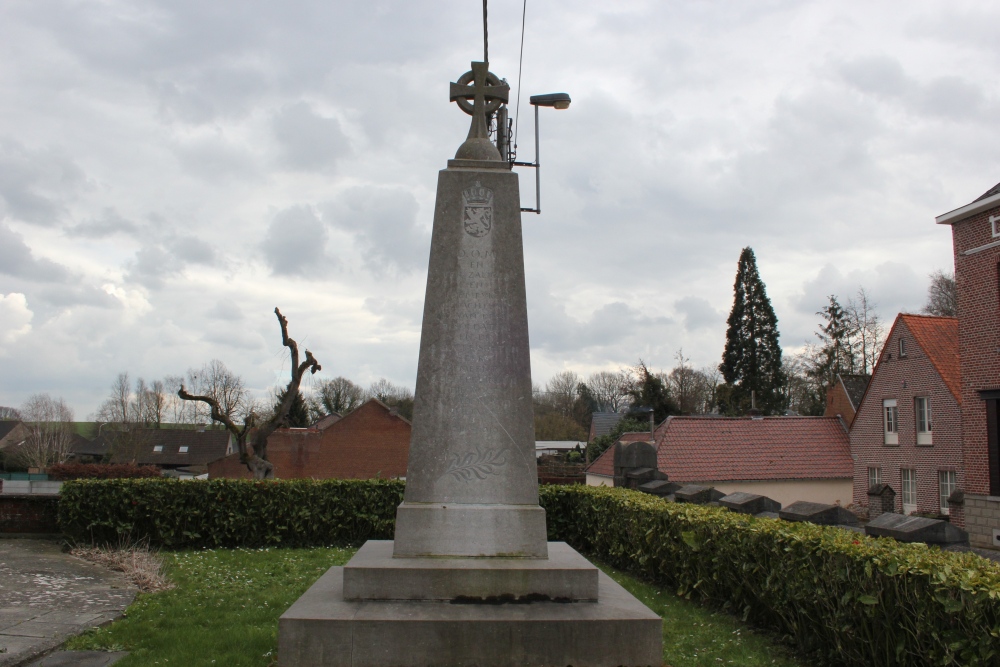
898 314 960 403
587 417 852 482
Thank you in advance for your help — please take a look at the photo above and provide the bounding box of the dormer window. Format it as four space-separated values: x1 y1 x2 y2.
898 337 907 358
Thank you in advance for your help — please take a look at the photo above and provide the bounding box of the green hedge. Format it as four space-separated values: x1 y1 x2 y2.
59 478 403 548
59 480 1000 666
542 485 1000 667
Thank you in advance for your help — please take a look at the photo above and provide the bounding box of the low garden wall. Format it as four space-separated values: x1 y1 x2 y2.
58 479 1000 667
0 494 60 534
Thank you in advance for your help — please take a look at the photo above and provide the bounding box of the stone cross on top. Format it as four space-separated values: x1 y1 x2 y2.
450 61 509 160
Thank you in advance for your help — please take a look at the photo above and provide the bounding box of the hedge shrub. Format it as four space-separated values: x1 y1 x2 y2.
59 478 403 548
542 485 1000 667
48 463 161 480
59 480 1000 666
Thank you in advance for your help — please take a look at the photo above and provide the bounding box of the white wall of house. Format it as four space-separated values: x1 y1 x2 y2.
586 474 613 487
585 475 851 507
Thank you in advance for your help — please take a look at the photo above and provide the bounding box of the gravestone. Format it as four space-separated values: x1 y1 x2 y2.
867 483 896 520
719 491 781 515
638 479 681 497
865 513 969 546
673 485 725 505
779 501 859 527
613 440 664 488
278 61 661 667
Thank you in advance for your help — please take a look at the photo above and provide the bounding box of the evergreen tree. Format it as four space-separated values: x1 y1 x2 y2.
807 295 858 396
275 388 310 427
719 247 786 415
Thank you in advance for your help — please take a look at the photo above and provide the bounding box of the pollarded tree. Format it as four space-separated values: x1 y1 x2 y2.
179 308 320 479
719 247 786 415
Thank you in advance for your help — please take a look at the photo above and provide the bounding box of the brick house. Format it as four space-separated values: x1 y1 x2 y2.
585 416 853 507
824 374 870 426
107 428 233 474
208 399 410 480
0 421 28 468
849 314 962 523
937 181 1000 549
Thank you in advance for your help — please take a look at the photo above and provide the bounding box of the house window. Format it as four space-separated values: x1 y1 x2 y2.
915 397 932 445
938 471 957 515
898 337 907 358
153 445 163 452
179 446 189 453
901 469 917 514
867 467 881 489
991 214 1000 238
883 399 899 445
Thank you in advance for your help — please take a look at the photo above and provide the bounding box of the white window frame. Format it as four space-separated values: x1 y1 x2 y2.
883 399 899 445
901 469 917 514
867 467 881 489
938 471 957 515
991 214 1000 238
915 396 932 445
898 337 907 358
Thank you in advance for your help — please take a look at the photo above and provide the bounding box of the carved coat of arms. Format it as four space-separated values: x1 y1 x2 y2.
462 181 493 237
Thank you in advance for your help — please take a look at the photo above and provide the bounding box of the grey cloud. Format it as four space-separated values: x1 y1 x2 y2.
261 205 332 277
0 223 71 282
675 296 723 332
324 186 428 275
209 301 245 321
168 236 217 265
67 208 140 239
0 139 86 227
272 102 351 172
364 297 423 329
126 244 176 289
35 284 121 309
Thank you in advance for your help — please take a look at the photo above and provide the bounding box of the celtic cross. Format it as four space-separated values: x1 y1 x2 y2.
450 61 509 143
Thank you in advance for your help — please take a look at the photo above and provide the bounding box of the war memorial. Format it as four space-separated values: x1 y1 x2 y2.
277 59 661 666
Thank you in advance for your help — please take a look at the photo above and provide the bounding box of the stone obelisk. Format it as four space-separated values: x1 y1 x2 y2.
393 61 547 558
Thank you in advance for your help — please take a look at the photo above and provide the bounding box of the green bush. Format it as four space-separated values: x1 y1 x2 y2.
59 478 403 548
59 479 1000 666
539 485 1000 667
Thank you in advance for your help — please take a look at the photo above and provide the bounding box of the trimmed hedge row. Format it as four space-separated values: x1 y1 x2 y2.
59 478 403 548
59 480 1000 666
543 485 1000 667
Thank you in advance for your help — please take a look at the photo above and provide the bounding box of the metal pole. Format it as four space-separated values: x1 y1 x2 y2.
534 104 540 214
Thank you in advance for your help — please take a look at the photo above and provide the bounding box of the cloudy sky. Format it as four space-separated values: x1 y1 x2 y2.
2 0 998 418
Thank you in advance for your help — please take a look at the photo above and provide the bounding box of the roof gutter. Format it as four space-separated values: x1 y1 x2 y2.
936 191 1000 225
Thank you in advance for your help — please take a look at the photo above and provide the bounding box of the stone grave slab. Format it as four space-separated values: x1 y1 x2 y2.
779 501 859 526
719 492 781 515
865 513 969 545
673 485 725 505
638 480 680 497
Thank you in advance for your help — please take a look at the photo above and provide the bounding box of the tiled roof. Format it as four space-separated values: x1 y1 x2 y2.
587 416 852 482
589 412 625 441
105 428 232 466
585 444 615 477
839 374 871 410
0 421 22 441
974 181 1000 202
899 314 960 402
656 416 852 482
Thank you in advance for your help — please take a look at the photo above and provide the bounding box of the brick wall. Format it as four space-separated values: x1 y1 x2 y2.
208 399 411 480
952 204 1000 497
0 495 60 534
824 381 857 425
849 317 964 525
964 495 1000 549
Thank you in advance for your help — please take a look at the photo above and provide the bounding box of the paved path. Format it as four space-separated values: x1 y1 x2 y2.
0 539 135 667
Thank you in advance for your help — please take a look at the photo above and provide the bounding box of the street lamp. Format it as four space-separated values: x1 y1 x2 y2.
511 92 571 214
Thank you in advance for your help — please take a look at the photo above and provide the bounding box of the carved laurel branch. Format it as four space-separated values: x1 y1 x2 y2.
444 448 507 482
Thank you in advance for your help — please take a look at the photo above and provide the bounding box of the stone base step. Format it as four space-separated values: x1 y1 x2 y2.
343 540 598 601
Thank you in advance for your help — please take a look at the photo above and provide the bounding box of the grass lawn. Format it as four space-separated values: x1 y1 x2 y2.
68 547 809 667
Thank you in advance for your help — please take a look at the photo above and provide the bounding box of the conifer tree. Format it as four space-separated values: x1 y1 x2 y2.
718 247 786 415
275 388 310 427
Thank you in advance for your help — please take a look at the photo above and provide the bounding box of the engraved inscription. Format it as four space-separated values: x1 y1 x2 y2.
462 181 493 237
442 447 508 482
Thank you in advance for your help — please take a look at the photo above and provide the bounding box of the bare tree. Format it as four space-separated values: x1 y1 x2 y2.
179 308 321 479
586 370 629 412
923 270 957 317
846 287 885 375
311 376 366 418
0 406 21 420
15 394 74 469
544 371 580 418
